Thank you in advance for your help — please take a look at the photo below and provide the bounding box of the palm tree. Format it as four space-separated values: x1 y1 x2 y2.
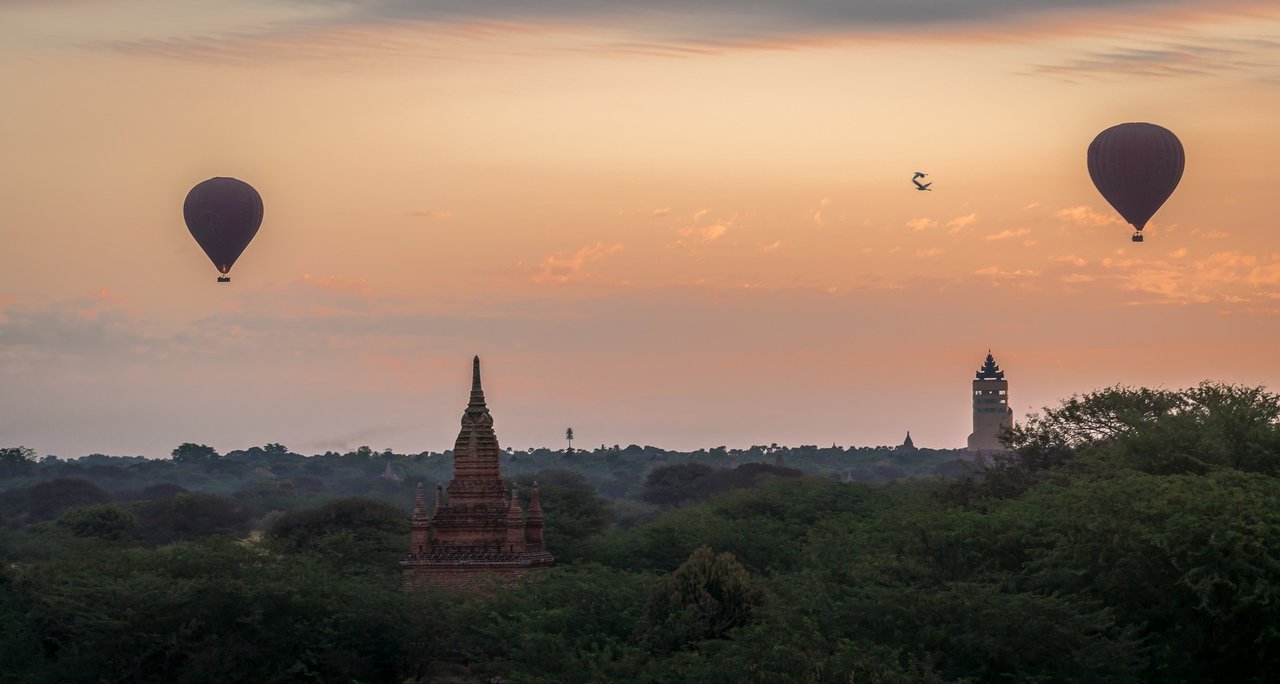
565 427 574 454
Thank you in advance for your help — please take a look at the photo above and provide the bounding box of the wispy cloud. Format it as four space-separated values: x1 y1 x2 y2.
808 197 831 226
700 223 729 241
670 210 735 248
1056 205 1123 227
946 213 979 233
0 289 161 361
67 0 1280 64
529 241 624 284
1079 250 1280 304
408 210 454 219
906 217 937 232
984 228 1031 241
975 266 1041 278
1248 264 1280 285
1029 35 1280 81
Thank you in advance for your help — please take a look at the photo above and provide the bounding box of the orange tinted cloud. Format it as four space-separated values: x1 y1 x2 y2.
530 242 624 284
984 228 1030 241
1056 206 1123 227
946 213 979 233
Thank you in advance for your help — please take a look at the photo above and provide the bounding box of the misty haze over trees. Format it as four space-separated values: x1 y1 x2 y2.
2 381 1278 682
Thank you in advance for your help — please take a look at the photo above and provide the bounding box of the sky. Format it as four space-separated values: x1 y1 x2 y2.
2 0 1279 458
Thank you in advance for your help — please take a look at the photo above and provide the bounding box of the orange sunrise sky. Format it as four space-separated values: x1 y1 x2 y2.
1 0 1278 457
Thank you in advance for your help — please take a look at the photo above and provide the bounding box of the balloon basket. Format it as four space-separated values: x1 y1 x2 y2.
1131 233 1144 243
217 275 231 283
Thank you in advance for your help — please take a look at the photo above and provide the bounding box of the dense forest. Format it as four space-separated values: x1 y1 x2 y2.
1 381 1278 682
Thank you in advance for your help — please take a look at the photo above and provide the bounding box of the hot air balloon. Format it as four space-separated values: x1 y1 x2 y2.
1087 123 1184 243
183 177 263 282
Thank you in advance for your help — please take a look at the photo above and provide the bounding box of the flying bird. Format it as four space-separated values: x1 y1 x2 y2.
912 172 928 180
912 179 933 191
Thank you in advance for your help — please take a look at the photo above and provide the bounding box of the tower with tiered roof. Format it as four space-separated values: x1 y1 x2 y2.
967 351 1013 452
401 356 553 589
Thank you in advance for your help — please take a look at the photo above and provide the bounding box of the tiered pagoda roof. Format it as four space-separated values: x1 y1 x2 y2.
975 351 1005 380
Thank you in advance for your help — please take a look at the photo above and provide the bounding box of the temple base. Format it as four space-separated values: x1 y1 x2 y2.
401 552 553 591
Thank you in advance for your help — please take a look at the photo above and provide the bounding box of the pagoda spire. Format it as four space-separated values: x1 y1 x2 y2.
505 484 527 551
469 355 486 409
447 355 506 506
506 484 523 517
527 482 543 518
409 481 430 555
412 482 428 523
525 481 545 552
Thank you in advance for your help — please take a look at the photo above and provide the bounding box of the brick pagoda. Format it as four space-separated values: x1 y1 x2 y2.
401 356 553 589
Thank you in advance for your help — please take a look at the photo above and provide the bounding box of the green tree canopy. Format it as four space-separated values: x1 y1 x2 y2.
170 443 220 464
133 493 250 545
953 381 1280 503
642 463 715 506
644 546 763 650
0 446 37 478
56 504 137 541
265 497 406 570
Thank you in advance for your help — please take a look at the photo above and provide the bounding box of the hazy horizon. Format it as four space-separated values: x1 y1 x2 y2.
3 1 1278 458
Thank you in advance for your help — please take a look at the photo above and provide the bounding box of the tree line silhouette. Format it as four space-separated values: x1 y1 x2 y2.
1 381 1277 682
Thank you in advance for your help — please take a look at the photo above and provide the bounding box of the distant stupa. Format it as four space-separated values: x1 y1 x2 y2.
967 351 1013 452
901 431 916 450
401 356 553 589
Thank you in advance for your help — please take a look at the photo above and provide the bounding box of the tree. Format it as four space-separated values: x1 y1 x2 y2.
951 382 1280 503
7 539 406 683
565 427 574 455
1008 383 1280 476
266 498 407 570
0 446 36 477
170 442 220 464
56 504 136 541
643 546 763 650
1007 471 1280 681
134 493 250 545
6 478 111 523
642 463 714 507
